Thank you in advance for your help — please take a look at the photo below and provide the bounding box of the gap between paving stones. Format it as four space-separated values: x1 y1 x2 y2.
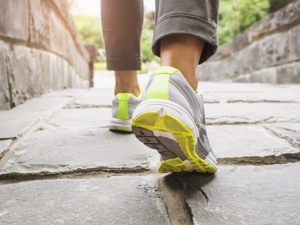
65 99 300 109
2 160 300 184
207 118 300 126
264 125 300 148
215 100 299 104
158 174 194 225
218 153 300 165
64 104 112 109
0 168 153 185
157 173 221 225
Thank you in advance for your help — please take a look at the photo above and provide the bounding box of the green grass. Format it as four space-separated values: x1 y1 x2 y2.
94 62 107 71
94 62 151 74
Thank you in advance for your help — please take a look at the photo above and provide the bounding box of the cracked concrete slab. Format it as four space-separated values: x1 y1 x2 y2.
180 163 300 225
47 108 112 129
67 88 113 108
0 96 71 139
0 128 159 178
207 125 299 164
0 175 171 225
0 140 12 159
205 103 300 125
264 123 300 148
42 89 85 98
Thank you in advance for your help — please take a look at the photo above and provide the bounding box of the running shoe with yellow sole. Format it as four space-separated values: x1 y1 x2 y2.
109 92 142 132
132 66 217 173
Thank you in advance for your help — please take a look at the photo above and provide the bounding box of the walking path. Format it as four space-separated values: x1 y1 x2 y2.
0 77 300 225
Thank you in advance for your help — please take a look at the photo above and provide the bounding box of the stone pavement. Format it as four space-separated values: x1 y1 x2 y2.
0 81 300 225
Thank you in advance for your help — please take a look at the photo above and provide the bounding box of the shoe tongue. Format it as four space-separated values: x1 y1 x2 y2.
153 66 179 75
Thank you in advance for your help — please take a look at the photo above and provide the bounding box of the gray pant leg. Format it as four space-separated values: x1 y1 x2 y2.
101 0 143 70
153 0 219 64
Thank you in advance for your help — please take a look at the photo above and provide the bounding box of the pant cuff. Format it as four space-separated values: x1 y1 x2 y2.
152 15 218 64
106 58 141 71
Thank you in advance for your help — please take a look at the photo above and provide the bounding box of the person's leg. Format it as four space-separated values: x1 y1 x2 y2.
101 0 143 132
153 0 219 90
160 34 204 90
101 0 143 96
132 0 219 173
114 71 140 97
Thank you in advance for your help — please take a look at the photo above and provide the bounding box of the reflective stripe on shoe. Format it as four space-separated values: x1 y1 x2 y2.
109 92 142 133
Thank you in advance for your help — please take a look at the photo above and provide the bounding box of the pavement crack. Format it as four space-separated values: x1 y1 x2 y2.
198 188 209 203
0 138 14 141
264 126 300 149
0 166 151 183
64 104 111 109
158 174 194 225
226 100 298 104
5 48 14 109
207 118 300 126
184 201 194 224
218 152 300 165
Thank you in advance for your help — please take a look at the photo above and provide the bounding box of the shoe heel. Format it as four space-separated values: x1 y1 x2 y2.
132 100 217 173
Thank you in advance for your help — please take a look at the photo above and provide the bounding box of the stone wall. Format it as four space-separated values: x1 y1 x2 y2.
197 0 300 84
0 0 93 110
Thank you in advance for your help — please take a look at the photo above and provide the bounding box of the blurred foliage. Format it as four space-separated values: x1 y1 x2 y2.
141 12 160 63
94 62 106 70
141 29 161 63
218 0 270 44
141 29 153 63
73 15 104 48
73 0 296 63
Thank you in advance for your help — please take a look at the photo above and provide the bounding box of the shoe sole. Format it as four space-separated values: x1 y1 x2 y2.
132 100 217 173
109 118 132 133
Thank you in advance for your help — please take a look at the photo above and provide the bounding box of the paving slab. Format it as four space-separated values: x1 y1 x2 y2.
199 82 300 103
205 103 300 125
0 96 71 139
0 128 159 177
47 108 112 129
264 123 300 148
0 175 170 225
68 88 113 108
43 89 86 98
178 163 300 225
94 70 150 89
207 125 299 163
0 140 12 159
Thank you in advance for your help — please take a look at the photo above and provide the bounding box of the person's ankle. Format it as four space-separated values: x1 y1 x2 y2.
161 64 198 90
114 71 140 96
186 75 198 91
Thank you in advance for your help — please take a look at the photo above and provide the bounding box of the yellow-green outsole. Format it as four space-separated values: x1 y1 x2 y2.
132 111 217 173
